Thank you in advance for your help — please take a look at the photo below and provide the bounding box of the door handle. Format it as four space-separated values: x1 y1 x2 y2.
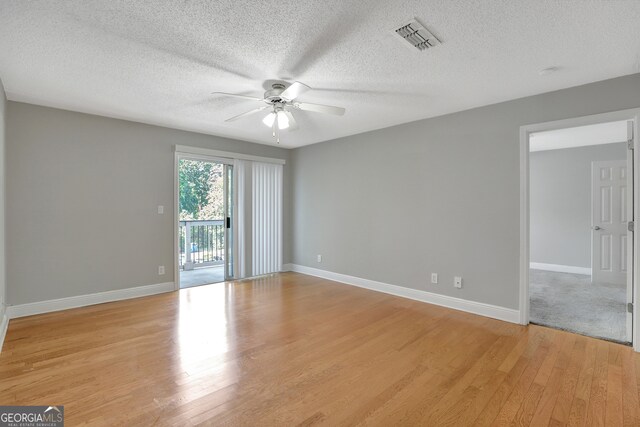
593 226 602 230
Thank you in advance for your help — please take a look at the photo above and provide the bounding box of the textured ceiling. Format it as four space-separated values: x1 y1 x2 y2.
1 1 640 148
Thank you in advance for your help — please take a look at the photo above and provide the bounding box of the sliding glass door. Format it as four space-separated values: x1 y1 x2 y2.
178 156 234 288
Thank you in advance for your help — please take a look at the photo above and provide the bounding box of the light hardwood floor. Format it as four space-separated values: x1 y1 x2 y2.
1 272 639 426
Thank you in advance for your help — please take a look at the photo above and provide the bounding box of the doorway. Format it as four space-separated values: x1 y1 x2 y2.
177 156 233 288
520 110 640 349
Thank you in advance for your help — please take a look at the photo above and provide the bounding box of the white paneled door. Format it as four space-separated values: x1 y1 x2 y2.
592 159 628 286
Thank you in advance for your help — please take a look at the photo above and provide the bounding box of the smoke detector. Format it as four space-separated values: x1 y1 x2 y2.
394 19 440 51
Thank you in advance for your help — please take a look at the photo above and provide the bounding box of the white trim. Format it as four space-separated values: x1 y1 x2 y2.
520 124 530 325
519 108 640 351
287 264 520 324
529 262 591 275
6 282 174 319
174 145 286 165
632 119 638 348
0 304 8 352
174 153 180 290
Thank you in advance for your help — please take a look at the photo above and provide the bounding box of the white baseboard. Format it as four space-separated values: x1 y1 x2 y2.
286 264 520 324
530 262 591 275
6 282 175 319
0 304 8 353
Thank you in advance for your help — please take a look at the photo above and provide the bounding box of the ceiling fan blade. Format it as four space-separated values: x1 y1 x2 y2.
225 106 269 122
212 92 264 101
280 81 311 101
294 102 346 116
283 111 299 131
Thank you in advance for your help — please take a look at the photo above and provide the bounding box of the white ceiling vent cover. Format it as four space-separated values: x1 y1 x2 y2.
394 19 440 51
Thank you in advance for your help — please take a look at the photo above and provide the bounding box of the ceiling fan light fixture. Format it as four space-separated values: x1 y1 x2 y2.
216 81 345 139
277 111 289 130
262 112 276 127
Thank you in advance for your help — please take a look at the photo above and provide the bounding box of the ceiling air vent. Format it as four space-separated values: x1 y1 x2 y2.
394 19 440 51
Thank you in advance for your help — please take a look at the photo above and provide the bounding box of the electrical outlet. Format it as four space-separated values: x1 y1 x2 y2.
431 273 438 284
317 254 322 263
158 265 165 275
157 205 164 214
454 276 463 288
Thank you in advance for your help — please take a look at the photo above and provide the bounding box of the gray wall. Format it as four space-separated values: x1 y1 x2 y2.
291 73 640 310
6 102 291 305
0 79 5 311
530 143 627 268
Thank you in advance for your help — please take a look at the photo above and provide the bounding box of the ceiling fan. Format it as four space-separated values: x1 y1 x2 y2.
212 81 346 143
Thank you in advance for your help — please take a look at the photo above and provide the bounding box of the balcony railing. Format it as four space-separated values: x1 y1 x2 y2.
179 220 225 270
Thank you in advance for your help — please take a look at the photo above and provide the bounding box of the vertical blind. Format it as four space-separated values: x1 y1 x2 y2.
235 159 247 279
251 162 283 276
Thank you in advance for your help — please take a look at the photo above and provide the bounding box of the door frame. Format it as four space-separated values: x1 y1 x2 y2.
173 151 236 290
223 163 233 280
519 108 640 350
